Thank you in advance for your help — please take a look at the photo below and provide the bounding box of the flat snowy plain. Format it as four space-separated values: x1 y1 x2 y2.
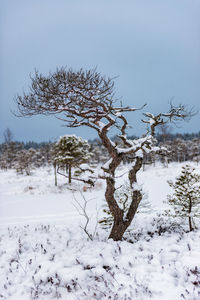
0 162 200 299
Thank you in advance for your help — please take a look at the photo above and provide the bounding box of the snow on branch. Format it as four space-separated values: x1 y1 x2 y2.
142 104 195 136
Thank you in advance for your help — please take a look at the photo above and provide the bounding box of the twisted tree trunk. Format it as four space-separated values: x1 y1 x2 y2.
106 154 144 241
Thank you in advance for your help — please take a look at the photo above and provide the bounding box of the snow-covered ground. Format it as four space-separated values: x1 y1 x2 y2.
0 163 200 299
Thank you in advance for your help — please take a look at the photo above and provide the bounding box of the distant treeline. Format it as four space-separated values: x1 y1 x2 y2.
22 141 54 149
0 131 200 173
0 141 54 151
128 131 200 143
1 132 199 150
155 131 200 142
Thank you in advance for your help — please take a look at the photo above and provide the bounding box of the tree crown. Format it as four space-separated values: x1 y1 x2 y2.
53 134 91 166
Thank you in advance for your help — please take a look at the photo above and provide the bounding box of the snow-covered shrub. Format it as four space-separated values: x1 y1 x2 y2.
1 222 200 300
167 164 200 231
0 141 22 170
13 148 36 175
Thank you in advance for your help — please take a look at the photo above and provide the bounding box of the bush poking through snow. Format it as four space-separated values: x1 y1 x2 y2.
1 222 200 300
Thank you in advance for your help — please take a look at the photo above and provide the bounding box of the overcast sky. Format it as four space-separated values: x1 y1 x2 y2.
1 0 200 142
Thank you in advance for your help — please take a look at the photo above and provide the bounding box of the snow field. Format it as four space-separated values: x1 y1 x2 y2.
0 163 200 299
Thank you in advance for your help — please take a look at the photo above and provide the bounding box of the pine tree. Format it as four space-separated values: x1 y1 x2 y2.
167 165 200 231
53 134 91 184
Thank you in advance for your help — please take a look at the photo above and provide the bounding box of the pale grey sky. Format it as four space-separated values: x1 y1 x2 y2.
1 0 200 142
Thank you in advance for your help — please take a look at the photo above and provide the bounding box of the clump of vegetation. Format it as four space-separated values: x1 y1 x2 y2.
14 148 36 175
167 165 200 231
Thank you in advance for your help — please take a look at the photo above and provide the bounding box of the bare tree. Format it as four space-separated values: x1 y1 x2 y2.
157 123 172 142
3 128 14 144
15 67 193 240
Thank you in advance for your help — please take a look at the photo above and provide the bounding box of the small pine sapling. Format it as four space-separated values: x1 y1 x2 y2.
167 165 200 231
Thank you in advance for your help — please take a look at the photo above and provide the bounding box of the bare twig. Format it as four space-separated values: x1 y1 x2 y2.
72 189 99 241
